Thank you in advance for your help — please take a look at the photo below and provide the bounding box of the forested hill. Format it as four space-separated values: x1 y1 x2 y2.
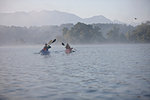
0 24 73 45
63 21 150 44
0 21 150 46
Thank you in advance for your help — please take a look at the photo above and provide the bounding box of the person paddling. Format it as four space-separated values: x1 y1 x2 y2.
36 39 56 55
42 43 51 51
65 43 73 54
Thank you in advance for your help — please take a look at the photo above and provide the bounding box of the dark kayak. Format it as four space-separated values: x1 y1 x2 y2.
40 50 50 55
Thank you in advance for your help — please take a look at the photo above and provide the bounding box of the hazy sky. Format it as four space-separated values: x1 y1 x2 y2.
0 0 150 23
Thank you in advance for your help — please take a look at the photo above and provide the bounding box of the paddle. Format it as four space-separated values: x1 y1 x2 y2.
48 40 52 45
52 39 56 43
48 39 56 45
62 42 65 46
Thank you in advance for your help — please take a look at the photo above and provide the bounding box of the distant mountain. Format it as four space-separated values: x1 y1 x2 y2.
0 10 120 27
0 10 82 26
83 15 112 24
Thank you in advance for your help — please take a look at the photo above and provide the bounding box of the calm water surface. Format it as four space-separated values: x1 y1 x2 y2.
0 44 150 100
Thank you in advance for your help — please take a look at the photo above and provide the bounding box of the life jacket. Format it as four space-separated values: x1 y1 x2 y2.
43 47 47 51
65 49 71 54
43 45 49 51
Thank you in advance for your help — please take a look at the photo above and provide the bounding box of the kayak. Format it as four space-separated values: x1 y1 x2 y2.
40 50 50 55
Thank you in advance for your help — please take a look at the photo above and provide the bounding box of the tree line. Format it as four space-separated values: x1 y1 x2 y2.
0 21 150 45
128 21 150 43
62 21 150 44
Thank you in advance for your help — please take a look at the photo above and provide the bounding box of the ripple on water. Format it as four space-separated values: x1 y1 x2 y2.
0 44 150 100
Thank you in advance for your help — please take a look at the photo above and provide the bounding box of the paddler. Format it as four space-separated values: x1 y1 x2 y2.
65 43 73 53
42 43 51 51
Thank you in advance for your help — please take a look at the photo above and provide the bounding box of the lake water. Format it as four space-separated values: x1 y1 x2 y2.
0 44 150 100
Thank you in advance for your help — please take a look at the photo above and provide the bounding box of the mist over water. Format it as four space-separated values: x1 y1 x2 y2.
0 0 150 99
0 44 150 100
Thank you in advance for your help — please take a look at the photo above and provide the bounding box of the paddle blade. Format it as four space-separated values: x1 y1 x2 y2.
52 39 56 43
62 42 65 46
48 39 56 45
48 40 52 45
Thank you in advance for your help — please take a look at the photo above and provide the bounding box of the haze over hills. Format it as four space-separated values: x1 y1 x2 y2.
0 10 124 27
83 15 112 24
